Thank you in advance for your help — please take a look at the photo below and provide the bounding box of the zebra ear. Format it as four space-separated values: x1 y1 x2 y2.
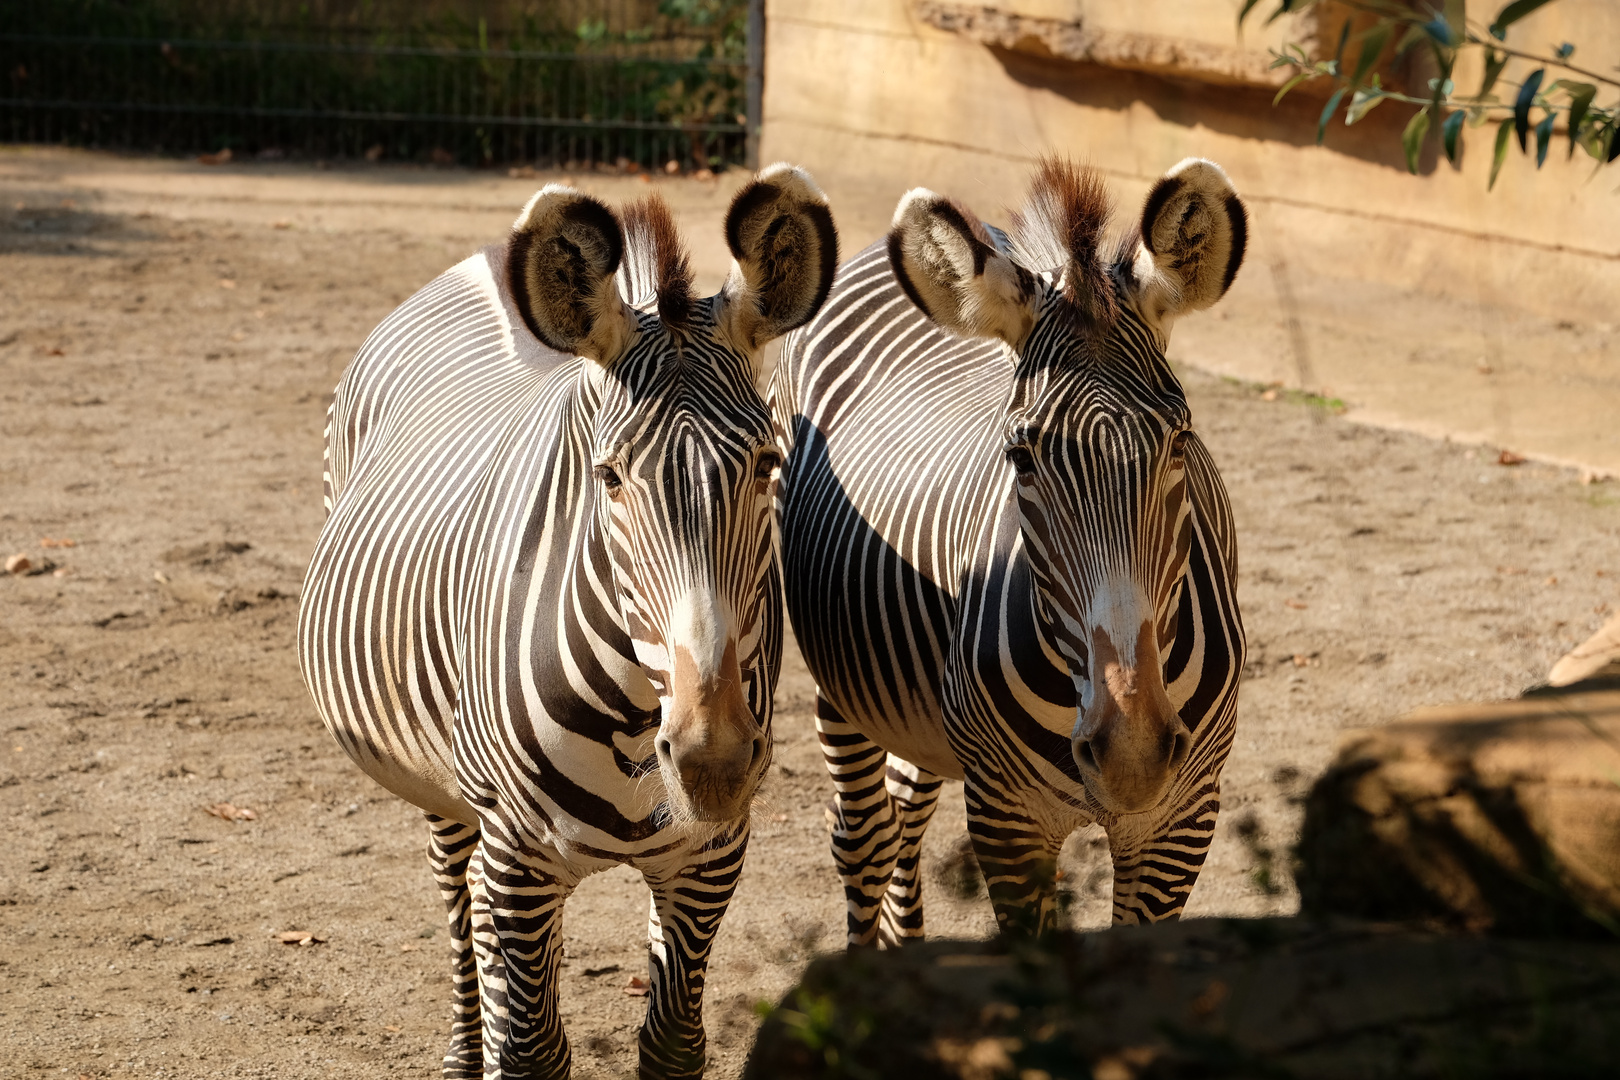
507 185 638 365
888 189 1036 347
717 163 839 354
1129 158 1248 326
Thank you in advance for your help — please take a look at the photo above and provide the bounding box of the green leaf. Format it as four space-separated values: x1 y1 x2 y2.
1490 0 1556 39
1403 107 1431 174
1318 86 1349 146
1534 113 1554 167
1609 123 1620 164
1395 24 1429 59
1444 0 1468 43
1555 42 1575 60
1514 68 1544 152
1480 48 1507 96
1273 72 1312 105
1237 0 1267 26
1333 18 1352 68
1565 83 1597 158
1351 24 1391 88
1347 84 1388 125
1442 109 1466 165
1489 117 1513 190
1264 0 1310 27
1421 17 1456 47
1578 119 1607 161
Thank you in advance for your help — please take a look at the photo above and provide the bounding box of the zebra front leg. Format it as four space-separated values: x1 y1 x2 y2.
1108 773 1223 924
963 769 1063 938
468 829 577 1080
427 813 483 1078
877 756 943 946
815 694 901 947
637 824 750 1080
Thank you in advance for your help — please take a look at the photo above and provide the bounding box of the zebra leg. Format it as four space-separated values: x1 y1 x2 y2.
637 826 750 1080
468 830 577 1080
815 694 901 947
963 769 1063 938
876 756 943 946
427 813 483 1078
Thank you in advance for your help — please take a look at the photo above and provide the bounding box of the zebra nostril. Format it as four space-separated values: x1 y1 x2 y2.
1168 729 1191 771
749 735 765 767
656 738 673 761
1074 740 1099 772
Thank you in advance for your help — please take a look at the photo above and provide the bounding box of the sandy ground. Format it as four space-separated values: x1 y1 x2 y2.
2 147 1619 1079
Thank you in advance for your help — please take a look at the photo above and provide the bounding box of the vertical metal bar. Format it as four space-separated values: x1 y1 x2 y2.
745 0 764 170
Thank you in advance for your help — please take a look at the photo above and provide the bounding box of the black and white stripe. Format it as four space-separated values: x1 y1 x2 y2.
773 158 1247 940
299 167 836 1077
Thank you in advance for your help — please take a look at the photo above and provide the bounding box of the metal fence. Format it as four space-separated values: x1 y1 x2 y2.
0 4 760 169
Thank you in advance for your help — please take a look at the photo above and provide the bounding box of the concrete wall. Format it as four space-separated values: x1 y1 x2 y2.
759 0 1620 474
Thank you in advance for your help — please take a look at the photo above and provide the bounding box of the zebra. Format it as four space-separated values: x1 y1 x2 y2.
297 164 837 1078
772 157 1247 942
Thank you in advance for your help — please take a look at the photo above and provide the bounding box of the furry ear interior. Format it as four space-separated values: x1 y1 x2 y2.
507 185 638 364
1130 158 1248 327
717 163 839 353
887 189 1037 347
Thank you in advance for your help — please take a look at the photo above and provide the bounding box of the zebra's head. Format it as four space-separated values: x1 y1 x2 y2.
507 165 837 824
888 158 1247 818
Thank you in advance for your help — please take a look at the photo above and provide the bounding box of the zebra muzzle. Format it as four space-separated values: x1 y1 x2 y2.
656 641 767 822
1072 623 1191 816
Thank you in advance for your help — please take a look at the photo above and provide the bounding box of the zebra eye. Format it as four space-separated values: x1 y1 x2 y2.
593 463 623 490
1004 445 1037 477
754 449 782 481
1169 430 1191 459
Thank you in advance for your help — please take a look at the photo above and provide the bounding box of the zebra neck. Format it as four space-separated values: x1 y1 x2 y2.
557 370 661 716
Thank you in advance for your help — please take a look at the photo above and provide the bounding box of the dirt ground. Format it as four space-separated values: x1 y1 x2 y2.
3 147 1619 1079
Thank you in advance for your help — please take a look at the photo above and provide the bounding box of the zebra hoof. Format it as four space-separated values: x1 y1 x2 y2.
440 1040 482 1079
639 1030 705 1080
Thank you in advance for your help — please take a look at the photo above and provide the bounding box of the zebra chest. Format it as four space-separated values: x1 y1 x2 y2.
444 521 671 852
940 544 1086 780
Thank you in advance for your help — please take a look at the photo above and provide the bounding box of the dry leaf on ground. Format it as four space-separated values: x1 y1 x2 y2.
623 975 649 997
1497 449 1526 466
1190 977 1229 1017
203 802 257 822
275 930 326 946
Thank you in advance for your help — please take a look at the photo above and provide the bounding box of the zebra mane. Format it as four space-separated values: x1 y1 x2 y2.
618 194 696 330
1008 157 1119 327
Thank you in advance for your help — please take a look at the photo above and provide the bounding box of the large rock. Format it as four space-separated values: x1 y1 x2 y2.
744 918 1620 1079
1296 680 1620 936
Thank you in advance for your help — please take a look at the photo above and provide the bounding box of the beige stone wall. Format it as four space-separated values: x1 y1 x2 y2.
759 0 1620 472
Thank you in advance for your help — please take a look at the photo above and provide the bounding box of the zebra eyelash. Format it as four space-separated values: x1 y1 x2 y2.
1004 443 1037 476
754 447 783 480
593 463 623 490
